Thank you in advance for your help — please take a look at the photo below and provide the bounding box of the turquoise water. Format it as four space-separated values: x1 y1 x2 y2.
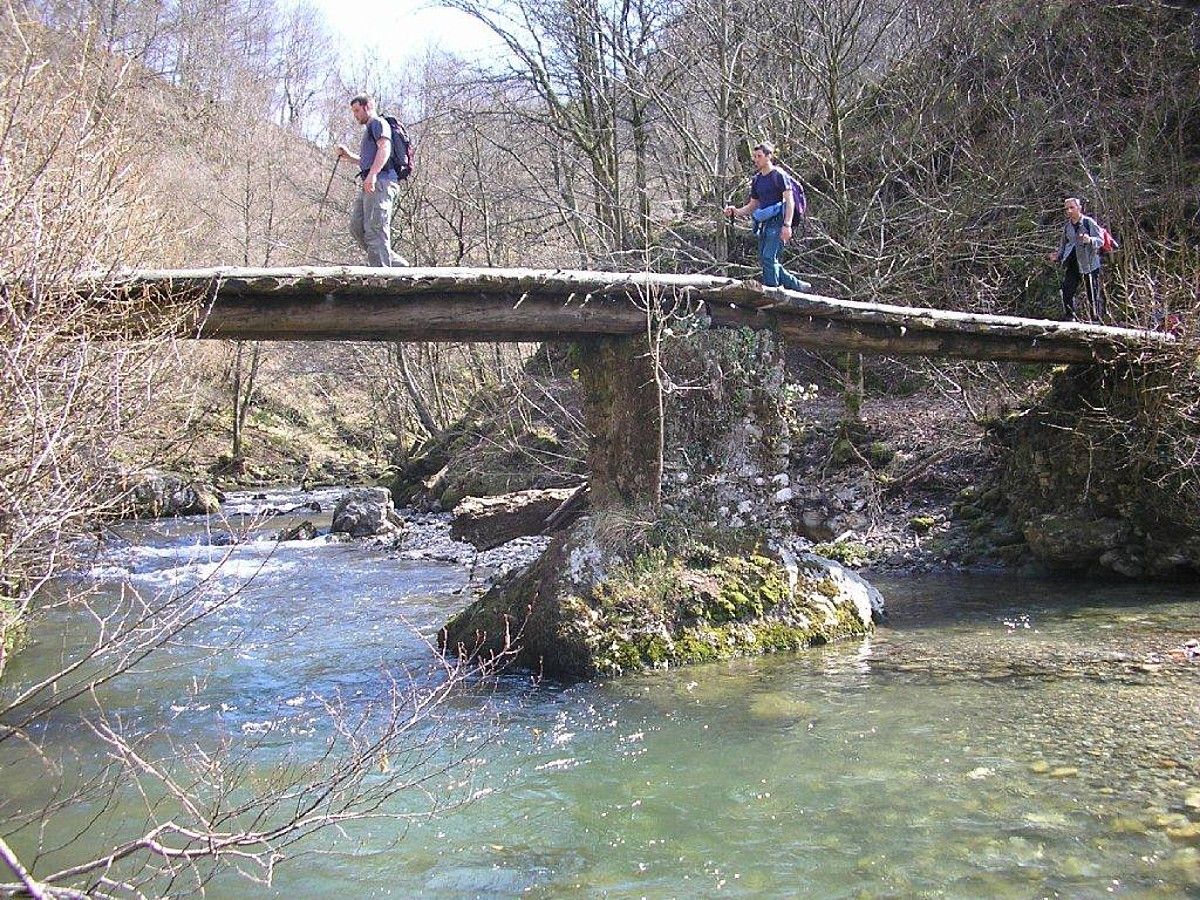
2 490 1198 897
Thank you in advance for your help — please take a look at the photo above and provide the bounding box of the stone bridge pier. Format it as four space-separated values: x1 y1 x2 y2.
574 335 663 509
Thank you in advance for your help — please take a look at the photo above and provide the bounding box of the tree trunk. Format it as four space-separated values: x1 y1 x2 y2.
841 350 863 422
396 343 441 438
231 340 261 464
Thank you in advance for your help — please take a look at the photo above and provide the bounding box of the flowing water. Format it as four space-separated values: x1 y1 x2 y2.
2 488 1199 898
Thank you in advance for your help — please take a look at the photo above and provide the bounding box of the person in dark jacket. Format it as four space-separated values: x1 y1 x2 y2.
723 141 810 292
1047 197 1104 321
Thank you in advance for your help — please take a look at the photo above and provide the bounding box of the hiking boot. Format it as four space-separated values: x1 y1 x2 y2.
793 278 812 291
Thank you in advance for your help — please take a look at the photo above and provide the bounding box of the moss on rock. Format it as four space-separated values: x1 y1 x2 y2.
441 520 880 679
811 539 872 568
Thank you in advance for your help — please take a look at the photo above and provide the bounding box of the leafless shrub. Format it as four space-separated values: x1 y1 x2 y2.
0 7 532 897
0 559 516 897
0 12 201 666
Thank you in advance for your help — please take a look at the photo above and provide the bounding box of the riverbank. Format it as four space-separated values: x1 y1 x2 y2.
142 345 1199 584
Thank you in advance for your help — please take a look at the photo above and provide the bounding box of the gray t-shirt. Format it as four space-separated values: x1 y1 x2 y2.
359 114 396 181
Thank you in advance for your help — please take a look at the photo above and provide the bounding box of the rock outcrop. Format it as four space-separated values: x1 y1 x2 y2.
441 518 882 679
123 473 223 518
277 520 319 542
985 362 1200 577
450 487 579 550
331 487 404 538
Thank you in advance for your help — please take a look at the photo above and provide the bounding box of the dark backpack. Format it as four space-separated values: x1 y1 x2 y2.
789 178 807 229
382 114 413 180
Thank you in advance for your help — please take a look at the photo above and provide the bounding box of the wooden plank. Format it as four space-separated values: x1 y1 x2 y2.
78 266 1175 363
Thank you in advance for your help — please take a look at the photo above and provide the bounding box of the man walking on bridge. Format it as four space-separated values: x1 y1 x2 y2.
724 141 811 293
336 95 408 267
1048 197 1104 322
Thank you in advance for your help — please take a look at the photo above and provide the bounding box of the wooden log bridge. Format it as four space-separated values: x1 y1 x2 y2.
93 266 1173 364
89 266 1176 509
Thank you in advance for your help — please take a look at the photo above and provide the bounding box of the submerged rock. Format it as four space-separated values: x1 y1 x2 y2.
331 487 404 538
441 517 883 679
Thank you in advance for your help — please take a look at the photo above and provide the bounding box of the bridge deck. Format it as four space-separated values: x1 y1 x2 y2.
90 266 1174 363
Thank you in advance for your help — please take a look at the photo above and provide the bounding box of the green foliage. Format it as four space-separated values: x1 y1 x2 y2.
812 540 872 568
909 515 938 534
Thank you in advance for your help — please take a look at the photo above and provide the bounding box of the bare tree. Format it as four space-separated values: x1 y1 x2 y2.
441 0 671 257
0 9 201 670
0 545 516 896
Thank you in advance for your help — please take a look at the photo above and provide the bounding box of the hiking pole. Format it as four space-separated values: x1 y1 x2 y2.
303 154 341 262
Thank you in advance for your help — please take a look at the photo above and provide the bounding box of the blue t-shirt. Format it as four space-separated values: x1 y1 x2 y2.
359 115 397 181
750 168 791 208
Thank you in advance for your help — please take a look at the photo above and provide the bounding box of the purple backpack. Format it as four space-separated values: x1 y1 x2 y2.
781 168 808 230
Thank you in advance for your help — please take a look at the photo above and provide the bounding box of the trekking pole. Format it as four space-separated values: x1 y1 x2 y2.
303 154 341 262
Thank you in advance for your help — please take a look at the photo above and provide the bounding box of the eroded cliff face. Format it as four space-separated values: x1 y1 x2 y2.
986 360 1200 578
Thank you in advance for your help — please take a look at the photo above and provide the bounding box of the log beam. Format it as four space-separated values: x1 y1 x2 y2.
77 266 1176 364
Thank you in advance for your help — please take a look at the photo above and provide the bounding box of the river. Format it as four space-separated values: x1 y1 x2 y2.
2 488 1198 897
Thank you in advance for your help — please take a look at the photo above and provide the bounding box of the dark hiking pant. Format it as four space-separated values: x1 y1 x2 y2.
1062 263 1105 322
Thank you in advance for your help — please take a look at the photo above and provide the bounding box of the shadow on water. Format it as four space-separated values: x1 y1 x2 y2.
872 570 1200 630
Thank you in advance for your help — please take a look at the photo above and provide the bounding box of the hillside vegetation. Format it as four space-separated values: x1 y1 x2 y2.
1 0 1198 891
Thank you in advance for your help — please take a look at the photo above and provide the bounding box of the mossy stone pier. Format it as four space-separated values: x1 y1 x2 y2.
84 265 1176 509
574 335 663 508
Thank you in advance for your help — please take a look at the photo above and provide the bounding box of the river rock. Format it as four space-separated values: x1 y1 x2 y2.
277 520 318 542
1022 513 1128 567
450 487 579 550
331 487 404 538
124 472 223 518
441 520 882 679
